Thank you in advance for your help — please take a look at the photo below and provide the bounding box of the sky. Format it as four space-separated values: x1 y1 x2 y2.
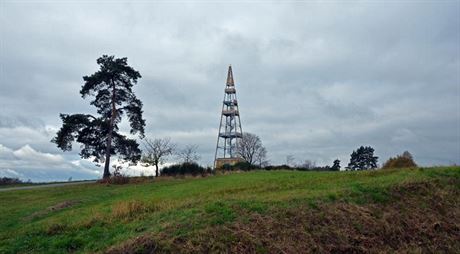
0 1 459 181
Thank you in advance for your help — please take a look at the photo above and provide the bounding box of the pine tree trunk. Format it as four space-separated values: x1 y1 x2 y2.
103 81 117 179
103 132 113 179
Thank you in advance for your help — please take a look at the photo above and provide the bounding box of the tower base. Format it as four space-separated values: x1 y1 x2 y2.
215 157 245 169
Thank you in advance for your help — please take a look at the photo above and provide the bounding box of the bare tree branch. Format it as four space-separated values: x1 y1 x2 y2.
237 133 267 166
141 137 176 176
178 144 201 164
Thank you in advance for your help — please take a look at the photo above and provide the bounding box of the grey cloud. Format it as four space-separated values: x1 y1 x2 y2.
0 2 459 180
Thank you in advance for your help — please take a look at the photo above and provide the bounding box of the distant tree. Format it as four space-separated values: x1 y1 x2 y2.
237 133 267 166
382 151 417 169
300 160 316 170
52 55 145 179
141 138 176 176
286 154 296 167
178 144 201 163
255 146 269 167
0 177 23 185
331 159 341 171
346 146 378 170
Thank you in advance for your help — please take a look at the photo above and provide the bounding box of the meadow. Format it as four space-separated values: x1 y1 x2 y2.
0 167 459 253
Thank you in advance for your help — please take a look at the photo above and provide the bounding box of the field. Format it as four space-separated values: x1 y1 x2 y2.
0 167 459 253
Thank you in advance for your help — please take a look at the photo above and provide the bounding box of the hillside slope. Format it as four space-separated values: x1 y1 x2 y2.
0 167 459 253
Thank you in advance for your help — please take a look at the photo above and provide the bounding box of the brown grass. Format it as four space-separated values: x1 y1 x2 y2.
26 200 80 221
108 180 460 253
111 200 150 219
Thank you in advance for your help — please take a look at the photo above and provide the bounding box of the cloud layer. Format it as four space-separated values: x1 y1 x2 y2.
0 1 459 181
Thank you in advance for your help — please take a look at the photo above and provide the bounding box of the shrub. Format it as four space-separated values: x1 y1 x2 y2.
161 162 212 177
382 151 417 169
264 164 292 170
220 161 257 171
97 166 130 184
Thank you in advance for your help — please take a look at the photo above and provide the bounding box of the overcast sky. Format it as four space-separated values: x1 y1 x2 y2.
0 1 459 181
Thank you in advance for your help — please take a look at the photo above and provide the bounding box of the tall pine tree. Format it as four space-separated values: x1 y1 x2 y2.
52 55 145 179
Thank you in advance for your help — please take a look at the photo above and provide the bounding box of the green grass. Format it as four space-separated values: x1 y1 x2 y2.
0 167 458 253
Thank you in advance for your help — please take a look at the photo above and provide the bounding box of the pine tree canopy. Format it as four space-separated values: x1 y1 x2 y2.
346 146 378 170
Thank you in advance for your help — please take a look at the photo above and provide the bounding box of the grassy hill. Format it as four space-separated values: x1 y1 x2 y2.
0 167 459 253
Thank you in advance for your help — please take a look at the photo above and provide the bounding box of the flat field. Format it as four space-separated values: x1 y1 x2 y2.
0 167 459 253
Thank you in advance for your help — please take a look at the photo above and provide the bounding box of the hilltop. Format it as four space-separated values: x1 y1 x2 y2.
0 167 459 253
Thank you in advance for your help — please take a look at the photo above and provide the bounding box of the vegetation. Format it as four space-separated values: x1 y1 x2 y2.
52 55 145 179
0 167 458 253
0 177 24 186
236 133 267 167
160 162 212 176
177 145 201 164
331 159 340 171
383 151 418 169
347 146 378 170
141 138 176 177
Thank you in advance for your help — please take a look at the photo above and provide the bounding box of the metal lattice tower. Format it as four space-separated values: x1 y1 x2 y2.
214 65 243 168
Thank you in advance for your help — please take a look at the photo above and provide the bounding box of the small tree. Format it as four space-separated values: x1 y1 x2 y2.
237 133 266 166
52 55 145 179
300 160 316 170
178 144 201 163
331 159 341 171
286 155 295 167
255 146 269 167
141 138 176 176
382 151 417 169
346 146 378 170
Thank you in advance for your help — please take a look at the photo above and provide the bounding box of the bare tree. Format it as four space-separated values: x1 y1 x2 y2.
141 138 176 176
286 154 295 167
237 133 267 166
255 146 269 167
178 144 201 163
301 160 316 170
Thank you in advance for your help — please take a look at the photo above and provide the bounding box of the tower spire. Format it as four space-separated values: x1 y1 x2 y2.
226 65 234 86
214 65 244 169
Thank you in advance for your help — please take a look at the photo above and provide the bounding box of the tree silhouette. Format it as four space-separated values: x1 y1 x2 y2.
331 159 341 171
178 144 201 164
346 146 378 170
141 137 176 176
237 133 267 166
52 55 145 179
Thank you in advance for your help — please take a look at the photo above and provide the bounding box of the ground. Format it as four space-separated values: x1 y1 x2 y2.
0 167 459 253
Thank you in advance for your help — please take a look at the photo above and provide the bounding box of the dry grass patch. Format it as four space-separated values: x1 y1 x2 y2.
112 200 150 219
25 200 81 221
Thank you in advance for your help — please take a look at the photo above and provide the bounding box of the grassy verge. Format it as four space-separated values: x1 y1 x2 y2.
0 167 458 253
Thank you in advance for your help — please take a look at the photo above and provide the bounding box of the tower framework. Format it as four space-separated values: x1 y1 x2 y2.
214 65 244 169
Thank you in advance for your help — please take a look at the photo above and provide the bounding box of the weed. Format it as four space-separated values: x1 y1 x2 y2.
112 200 149 219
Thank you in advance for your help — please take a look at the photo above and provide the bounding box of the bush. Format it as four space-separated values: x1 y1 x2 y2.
97 165 130 184
264 164 292 170
161 162 212 177
382 151 417 169
97 175 130 185
220 161 257 171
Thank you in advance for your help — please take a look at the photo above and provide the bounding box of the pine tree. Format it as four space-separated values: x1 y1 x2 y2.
52 55 145 179
346 146 378 170
331 159 341 171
